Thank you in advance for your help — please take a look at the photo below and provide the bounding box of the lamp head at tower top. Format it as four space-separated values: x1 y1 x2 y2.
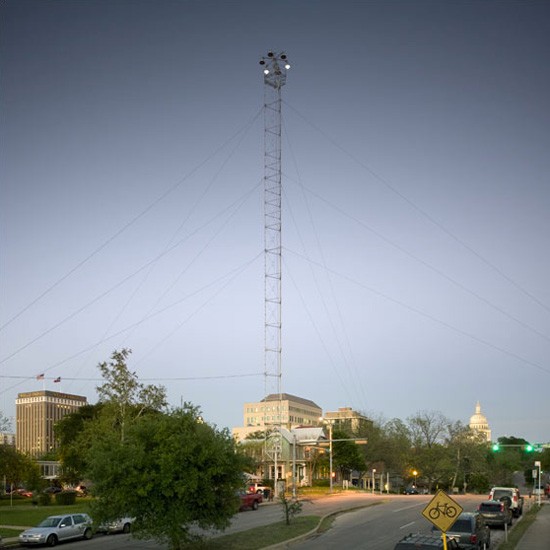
259 51 290 89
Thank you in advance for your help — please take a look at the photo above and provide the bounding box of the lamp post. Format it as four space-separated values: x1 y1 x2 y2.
413 470 418 488
372 468 376 494
320 417 334 493
535 461 542 506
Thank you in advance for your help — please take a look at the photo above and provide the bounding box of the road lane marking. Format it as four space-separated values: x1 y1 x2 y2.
394 503 427 512
400 521 416 530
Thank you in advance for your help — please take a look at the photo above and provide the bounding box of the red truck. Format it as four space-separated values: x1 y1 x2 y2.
237 490 263 511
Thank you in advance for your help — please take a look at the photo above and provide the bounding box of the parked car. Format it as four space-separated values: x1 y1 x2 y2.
488 486 523 517
97 517 133 534
237 490 262 511
7 488 32 497
478 500 513 528
403 487 419 495
431 511 490 549
19 513 93 546
43 486 62 494
248 482 271 494
394 533 460 549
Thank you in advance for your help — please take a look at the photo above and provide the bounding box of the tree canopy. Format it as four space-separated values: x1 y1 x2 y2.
88 404 248 549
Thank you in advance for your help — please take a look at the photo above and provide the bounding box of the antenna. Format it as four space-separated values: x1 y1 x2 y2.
259 51 290 408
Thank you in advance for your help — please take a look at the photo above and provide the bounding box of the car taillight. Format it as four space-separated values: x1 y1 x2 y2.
470 534 478 544
501 503 505 512
513 494 518 502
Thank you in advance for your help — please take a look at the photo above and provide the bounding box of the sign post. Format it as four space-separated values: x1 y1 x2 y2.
422 490 463 550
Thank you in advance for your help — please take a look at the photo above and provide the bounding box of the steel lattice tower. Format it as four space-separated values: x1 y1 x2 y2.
259 51 290 403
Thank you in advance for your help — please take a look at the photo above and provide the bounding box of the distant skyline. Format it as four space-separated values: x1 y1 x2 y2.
1 1 549 443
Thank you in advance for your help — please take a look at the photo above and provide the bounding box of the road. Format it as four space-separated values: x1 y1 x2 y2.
19 492 529 549
289 494 495 549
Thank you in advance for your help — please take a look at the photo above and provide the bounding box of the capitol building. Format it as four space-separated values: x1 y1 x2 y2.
469 401 492 442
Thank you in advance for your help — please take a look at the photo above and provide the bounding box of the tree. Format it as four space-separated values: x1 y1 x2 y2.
0 410 11 432
488 436 532 486
0 445 41 492
445 422 488 492
96 348 167 442
56 349 168 483
408 411 449 449
88 404 249 549
332 428 366 481
55 403 103 485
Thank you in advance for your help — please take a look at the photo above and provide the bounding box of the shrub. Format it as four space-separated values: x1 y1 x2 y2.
313 479 330 488
55 491 77 505
34 493 51 506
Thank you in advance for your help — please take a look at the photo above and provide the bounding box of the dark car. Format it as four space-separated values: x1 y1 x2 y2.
394 533 460 549
432 512 490 549
43 486 62 494
478 500 512 528
404 487 419 495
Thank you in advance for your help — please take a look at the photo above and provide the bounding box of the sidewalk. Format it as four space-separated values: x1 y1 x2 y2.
515 501 550 550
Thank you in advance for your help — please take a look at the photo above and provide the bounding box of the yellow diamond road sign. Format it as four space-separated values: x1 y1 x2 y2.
422 490 463 532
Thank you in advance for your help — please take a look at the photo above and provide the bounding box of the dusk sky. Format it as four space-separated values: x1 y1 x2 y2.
1 1 549 444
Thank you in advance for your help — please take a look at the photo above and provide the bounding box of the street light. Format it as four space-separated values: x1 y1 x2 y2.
372 468 376 494
320 417 335 493
413 470 418 488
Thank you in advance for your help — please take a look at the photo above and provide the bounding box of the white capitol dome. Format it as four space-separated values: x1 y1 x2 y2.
469 401 492 442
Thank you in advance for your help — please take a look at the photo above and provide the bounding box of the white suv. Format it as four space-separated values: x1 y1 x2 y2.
488 487 524 517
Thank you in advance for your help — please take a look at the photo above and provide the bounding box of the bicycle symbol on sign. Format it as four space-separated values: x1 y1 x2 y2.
428 502 458 520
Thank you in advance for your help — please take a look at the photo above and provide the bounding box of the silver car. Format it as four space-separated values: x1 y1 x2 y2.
97 517 133 534
19 513 93 547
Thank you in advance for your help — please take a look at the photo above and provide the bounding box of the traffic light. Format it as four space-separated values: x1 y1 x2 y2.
492 443 500 452
525 444 534 452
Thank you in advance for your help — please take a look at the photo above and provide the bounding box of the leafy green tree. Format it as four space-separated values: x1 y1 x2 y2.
0 445 41 492
96 348 167 442
88 404 249 549
366 418 411 475
55 403 103 485
332 428 366 481
445 422 488 492
488 436 531 486
56 349 167 483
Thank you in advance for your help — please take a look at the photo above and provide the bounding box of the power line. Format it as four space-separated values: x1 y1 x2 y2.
286 247 550 377
283 100 550 317
0 108 262 333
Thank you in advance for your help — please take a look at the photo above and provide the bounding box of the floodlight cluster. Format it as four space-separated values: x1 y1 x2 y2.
259 51 291 75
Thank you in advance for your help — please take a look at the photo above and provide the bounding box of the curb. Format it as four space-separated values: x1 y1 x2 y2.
262 501 383 549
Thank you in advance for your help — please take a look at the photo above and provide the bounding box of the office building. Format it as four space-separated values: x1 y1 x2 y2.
16 390 87 457
323 406 372 434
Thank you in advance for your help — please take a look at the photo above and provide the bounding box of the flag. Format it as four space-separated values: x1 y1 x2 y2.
36 373 44 380
54 377 61 383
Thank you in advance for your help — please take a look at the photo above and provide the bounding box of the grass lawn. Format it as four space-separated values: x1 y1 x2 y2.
0 502 92 538
189 516 320 549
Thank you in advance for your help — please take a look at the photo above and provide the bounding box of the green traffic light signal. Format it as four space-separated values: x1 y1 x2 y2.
525 444 534 452
492 443 500 451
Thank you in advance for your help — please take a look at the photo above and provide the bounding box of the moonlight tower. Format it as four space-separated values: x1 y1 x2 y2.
259 51 290 400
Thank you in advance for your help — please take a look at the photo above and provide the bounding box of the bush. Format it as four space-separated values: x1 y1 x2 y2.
55 491 77 505
34 493 51 506
313 479 330 488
